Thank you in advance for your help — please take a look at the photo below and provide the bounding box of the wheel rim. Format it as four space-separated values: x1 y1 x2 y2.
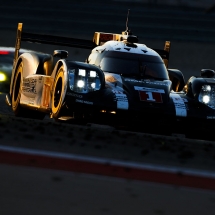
13 71 21 103
53 76 63 108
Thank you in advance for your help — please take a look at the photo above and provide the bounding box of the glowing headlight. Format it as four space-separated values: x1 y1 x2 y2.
78 69 86 76
198 84 215 108
202 95 210 104
202 85 211 92
0 72 7 82
90 71 96 77
77 80 85 88
91 82 96 88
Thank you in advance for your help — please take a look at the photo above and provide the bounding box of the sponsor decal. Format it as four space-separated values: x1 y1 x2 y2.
76 99 93 105
125 78 170 86
66 92 83 98
112 90 123 94
104 73 128 110
22 78 37 94
170 93 187 117
105 73 128 110
134 86 165 93
114 93 129 110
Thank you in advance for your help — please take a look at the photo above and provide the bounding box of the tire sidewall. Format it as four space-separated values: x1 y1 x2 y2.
11 63 23 115
51 66 67 118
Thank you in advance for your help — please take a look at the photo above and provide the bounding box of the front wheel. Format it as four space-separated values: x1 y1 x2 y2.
51 66 66 121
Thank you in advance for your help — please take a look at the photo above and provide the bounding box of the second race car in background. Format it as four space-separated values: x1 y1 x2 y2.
5 23 215 139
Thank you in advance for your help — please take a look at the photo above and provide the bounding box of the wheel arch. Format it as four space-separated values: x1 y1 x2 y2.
10 52 54 95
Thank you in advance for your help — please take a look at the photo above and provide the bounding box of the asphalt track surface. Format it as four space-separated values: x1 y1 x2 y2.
1 91 215 214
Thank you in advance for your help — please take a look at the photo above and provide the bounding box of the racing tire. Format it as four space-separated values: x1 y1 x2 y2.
11 62 45 120
11 62 26 116
51 66 65 121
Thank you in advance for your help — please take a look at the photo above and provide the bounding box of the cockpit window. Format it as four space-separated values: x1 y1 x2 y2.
99 51 169 80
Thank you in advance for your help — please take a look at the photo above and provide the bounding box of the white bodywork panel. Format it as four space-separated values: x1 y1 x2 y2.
20 75 53 112
21 53 40 77
93 40 159 56
170 93 187 117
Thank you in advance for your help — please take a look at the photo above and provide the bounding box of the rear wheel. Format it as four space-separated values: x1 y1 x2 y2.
12 62 25 116
11 62 45 119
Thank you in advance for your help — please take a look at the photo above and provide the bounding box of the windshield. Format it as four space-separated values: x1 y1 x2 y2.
99 51 169 80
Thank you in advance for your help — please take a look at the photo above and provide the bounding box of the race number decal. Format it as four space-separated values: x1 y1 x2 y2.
134 86 165 103
139 91 163 103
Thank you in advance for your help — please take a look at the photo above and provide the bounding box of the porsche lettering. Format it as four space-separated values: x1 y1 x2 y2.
76 99 93 105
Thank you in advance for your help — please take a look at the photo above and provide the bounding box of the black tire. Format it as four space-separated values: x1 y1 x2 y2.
11 62 25 116
51 66 65 121
11 62 45 119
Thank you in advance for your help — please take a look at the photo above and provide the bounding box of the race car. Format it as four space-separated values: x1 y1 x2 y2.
5 23 215 137
0 46 31 93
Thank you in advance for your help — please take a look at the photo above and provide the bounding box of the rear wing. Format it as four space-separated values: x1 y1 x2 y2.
14 23 170 68
93 32 125 45
14 23 97 65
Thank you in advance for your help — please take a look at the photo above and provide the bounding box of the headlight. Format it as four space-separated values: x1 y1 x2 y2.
78 69 86 76
77 80 85 88
198 84 215 108
202 95 210 104
0 72 7 82
89 71 96 77
68 69 101 93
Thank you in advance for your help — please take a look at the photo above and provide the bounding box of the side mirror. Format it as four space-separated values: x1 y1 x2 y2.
201 69 215 78
53 50 68 59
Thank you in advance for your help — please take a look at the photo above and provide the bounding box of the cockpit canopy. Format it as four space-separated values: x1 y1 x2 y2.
88 50 169 81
